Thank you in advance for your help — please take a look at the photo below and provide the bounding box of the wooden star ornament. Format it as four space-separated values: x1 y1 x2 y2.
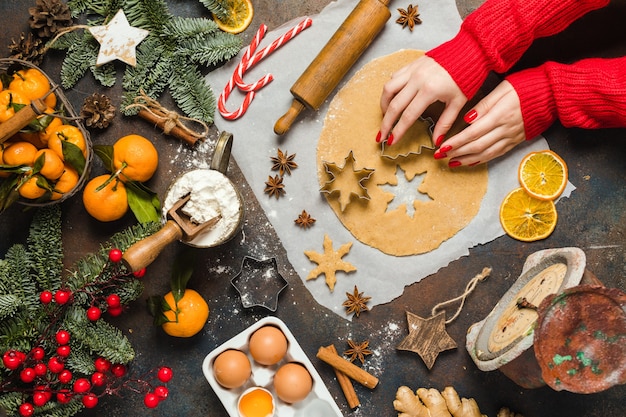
89 9 150 67
397 311 457 369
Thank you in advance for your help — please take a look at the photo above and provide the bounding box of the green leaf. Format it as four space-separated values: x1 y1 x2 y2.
61 141 86 176
125 182 161 224
147 295 171 326
170 248 195 302
93 144 115 172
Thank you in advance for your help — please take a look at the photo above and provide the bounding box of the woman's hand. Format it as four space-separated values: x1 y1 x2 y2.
378 56 467 146
435 81 527 166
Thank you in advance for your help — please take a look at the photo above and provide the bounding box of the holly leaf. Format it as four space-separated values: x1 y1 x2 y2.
170 248 195 303
125 181 161 224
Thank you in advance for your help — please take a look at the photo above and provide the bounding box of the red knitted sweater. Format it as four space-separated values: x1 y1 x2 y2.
426 0 626 139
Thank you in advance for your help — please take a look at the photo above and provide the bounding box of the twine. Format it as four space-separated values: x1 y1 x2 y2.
125 90 209 139
431 267 492 324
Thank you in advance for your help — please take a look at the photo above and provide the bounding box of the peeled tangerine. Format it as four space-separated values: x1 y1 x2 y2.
273 362 313 404
212 349 251 389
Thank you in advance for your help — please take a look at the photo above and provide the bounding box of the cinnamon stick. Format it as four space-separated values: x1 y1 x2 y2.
138 109 201 146
317 345 379 389
327 345 360 408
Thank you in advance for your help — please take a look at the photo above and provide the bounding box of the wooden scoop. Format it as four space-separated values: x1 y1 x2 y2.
122 194 221 272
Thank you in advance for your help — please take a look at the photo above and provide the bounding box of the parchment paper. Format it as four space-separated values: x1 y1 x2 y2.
206 0 574 318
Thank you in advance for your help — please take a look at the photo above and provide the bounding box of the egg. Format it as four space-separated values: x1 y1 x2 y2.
212 349 251 389
248 325 288 366
237 387 275 417
273 362 313 404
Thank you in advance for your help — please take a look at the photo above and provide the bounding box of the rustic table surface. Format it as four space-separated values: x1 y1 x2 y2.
0 0 624 416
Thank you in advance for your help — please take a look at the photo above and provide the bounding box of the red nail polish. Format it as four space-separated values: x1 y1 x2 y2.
449 160 462 167
435 135 445 147
375 131 382 143
434 151 447 160
440 145 453 153
464 109 478 123
387 133 394 146
469 161 480 167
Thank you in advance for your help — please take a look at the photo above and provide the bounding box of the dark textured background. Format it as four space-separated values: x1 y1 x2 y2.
0 1 624 416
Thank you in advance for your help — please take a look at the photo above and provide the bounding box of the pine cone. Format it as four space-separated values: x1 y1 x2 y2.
28 0 72 39
81 93 116 129
8 32 46 66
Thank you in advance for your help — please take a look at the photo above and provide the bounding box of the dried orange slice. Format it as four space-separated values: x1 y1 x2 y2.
213 0 254 34
518 150 568 201
500 187 557 242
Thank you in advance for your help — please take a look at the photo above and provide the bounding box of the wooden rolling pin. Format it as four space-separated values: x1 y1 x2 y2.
274 0 391 135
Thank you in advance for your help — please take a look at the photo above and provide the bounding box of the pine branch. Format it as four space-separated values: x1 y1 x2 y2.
169 63 216 124
90 62 117 87
123 0 171 33
199 0 230 20
27 205 63 292
0 294 20 319
59 33 98 89
161 16 221 40
176 31 243 66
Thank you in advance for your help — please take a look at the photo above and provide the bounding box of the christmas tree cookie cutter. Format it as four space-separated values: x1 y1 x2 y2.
231 256 288 312
380 116 435 160
320 150 375 211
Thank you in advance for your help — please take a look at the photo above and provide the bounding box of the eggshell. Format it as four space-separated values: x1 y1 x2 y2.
248 325 288 366
273 362 313 404
213 349 251 389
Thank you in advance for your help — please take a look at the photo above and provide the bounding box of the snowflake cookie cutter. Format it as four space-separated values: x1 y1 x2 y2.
320 150 375 212
231 256 288 312
380 116 435 160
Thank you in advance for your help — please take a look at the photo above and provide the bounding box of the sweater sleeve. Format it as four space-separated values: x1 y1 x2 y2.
426 0 610 99
505 56 626 139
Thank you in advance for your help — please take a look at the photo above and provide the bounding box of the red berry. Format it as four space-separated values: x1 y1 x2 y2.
108 248 123 263
157 366 173 383
55 330 70 345
30 347 45 361
58 369 72 384
86 306 101 321
32 391 48 407
111 364 127 378
144 392 160 409
57 389 72 404
48 357 64 374
54 290 71 305
3 350 24 370
106 294 121 308
133 267 146 278
73 378 91 393
39 291 53 304
57 345 71 357
82 392 99 408
34 363 47 376
94 357 111 373
18 403 34 417
107 305 123 317
91 371 106 387
154 385 169 400
34 385 52 400
20 368 36 383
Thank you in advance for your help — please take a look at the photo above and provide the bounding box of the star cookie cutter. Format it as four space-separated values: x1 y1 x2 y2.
380 117 435 160
320 150 375 211
231 256 288 312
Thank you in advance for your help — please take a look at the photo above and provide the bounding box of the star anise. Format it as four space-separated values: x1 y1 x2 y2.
271 148 298 176
295 210 316 229
344 339 373 364
396 4 422 31
264 175 285 199
342 285 371 317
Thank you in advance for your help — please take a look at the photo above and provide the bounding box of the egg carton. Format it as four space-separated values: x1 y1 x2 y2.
203 316 343 417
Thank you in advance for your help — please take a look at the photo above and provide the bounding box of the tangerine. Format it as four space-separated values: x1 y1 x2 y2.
162 289 209 338
38 116 64 145
35 148 65 180
48 125 87 160
112 134 158 182
82 174 129 222
0 90 29 123
2 141 38 166
9 68 51 101
18 175 47 200
51 166 79 200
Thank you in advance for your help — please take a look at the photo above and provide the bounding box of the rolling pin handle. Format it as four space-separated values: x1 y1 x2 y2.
274 100 306 135
0 98 48 144
122 220 183 272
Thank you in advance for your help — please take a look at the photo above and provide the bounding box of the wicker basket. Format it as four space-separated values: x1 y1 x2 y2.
0 58 92 207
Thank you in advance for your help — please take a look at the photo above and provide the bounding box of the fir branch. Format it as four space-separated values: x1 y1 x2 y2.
59 33 98 89
199 0 230 20
169 62 216 124
123 0 171 33
90 62 117 87
176 31 243 66
161 16 221 40
27 205 63 292
0 294 20 320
